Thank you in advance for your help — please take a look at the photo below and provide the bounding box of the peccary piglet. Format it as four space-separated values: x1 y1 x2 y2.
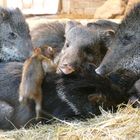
0 7 32 62
19 46 56 119
57 20 116 75
96 3 140 76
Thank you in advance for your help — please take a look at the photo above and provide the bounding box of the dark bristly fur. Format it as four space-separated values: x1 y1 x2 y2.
0 7 32 62
0 62 130 130
2 3 140 130
96 2 140 76
95 3 140 107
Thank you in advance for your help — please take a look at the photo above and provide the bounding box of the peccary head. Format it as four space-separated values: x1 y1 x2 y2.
0 7 32 62
57 21 115 74
96 4 140 76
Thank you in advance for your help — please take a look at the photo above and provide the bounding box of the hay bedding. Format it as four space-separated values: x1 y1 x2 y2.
0 105 140 140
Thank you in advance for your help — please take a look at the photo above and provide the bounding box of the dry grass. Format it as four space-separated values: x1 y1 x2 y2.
0 105 140 140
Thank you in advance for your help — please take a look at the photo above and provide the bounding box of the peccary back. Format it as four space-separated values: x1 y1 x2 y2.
0 62 129 130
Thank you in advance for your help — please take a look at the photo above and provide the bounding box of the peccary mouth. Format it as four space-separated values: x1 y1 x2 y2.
56 65 75 75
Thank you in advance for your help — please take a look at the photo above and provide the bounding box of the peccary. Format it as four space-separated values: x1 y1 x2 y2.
0 62 127 130
57 20 118 74
0 7 32 62
96 3 140 77
31 22 65 55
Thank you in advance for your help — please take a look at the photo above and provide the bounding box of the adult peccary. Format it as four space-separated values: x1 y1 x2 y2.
0 62 128 130
96 3 140 77
0 7 32 62
56 20 118 74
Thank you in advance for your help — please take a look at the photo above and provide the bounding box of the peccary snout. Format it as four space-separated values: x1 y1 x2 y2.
95 65 107 76
57 63 75 75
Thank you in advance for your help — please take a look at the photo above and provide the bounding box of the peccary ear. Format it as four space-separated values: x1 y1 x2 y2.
15 8 22 14
87 22 100 30
104 29 115 38
1 10 7 18
87 22 95 27
65 21 80 33
0 8 9 21
101 29 115 49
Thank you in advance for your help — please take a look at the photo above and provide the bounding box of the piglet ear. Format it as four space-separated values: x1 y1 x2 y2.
65 21 80 33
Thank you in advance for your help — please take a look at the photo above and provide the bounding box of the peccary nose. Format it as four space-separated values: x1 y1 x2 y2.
95 66 104 75
95 67 101 75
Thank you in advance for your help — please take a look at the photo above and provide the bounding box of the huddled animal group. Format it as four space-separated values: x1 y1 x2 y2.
0 3 140 130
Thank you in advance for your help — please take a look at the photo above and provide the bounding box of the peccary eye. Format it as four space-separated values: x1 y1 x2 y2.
124 34 132 41
122 34 134 45
8 32 17 40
